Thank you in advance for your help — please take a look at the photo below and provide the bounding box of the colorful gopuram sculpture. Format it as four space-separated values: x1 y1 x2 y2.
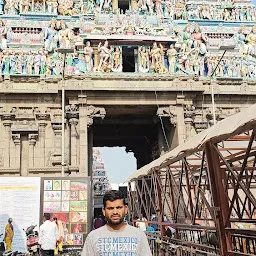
0 0 254 78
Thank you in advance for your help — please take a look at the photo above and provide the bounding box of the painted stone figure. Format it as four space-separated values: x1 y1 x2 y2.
166 44 177 73
97 41 112 72
66 53 74 74
58 20 72 48
3 51 10 74
235 26 248 55
4 0 19 14
138 46 149 73
111 46 122 72
20 0 31 13
246 25 256 56
149 42 167 74
0 19 7 50
192 24 207 55
84 41 93 72
44 20 58 52
58 0 73 15
34 51 41 75
27 51 34 75
180 24 193 53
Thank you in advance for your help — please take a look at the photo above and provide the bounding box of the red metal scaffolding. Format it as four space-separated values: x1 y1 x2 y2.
128 104 256 256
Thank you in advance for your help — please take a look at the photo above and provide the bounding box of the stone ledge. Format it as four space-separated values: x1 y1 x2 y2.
28 166 79 173
0 168 20 173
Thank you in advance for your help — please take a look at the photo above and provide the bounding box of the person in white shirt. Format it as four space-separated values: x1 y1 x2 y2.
39 213 59 256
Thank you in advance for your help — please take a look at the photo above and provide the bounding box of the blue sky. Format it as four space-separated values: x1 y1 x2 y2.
252 0 256 5
97 147 137 183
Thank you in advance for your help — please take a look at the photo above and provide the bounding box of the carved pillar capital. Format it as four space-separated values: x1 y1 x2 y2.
69 117 79 126
184 105 195 123
194 109 208 133
3 119 12 127
157 105 177 126
86 105 106 127
66 104 79 119
12 134 20 145
34 107 50 121
29 134 38 146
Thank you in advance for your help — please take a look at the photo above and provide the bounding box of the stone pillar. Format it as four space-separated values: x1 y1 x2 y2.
69 118 78 166
78 99 106 175
12 134 21 170
194 109 208 133
184 105 195 141
52 123 62 165
35 109 50 167
79 105 88 174
88 127 93 176
175 95 186 146
29 134 38 169
3 118 12 168
38 121 47 166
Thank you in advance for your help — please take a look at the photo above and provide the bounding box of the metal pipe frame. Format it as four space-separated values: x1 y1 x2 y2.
129 126 256 255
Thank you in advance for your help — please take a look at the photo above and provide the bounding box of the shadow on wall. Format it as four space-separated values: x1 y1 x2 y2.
0 214 27 253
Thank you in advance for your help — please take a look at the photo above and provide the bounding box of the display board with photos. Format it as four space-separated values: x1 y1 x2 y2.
41 178 90 249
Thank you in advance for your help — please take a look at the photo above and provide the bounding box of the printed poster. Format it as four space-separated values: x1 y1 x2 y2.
0 177 41 252
41 177 89 250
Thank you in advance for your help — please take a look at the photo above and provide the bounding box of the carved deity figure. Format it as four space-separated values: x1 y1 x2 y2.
58 0 73 15
0 19 7 50
246 25 256 56
99 0 111 12
3 50 10 74
180 24 193 53
97 41 112 72
20 0 31 13
235 26 248 55
149 42 167 74
58 20 72 48
4 0 19 14
34 51 41 75
44 19 58 52
138 46 149 73
27 51 34 75
47 0 58 13
111 46 122 72
166 44 177 73
192 24 207 55
84 41 93 72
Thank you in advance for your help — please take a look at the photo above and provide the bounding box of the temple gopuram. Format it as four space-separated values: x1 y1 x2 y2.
0 0 255 177
92 148 110 214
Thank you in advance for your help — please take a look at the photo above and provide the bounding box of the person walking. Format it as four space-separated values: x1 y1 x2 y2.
81 190 152 256
38 213 59 256
4 218 14 250
53 217 64 255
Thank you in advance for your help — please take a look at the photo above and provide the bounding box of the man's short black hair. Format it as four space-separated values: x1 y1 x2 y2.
44 213 51 220
103 190 126 208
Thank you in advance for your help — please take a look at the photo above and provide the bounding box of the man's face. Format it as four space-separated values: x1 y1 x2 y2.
103 199 127 226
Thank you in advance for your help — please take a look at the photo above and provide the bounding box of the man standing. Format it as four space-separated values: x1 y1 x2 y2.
4 218 14 250
39 213 59 256
81 190 152 256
